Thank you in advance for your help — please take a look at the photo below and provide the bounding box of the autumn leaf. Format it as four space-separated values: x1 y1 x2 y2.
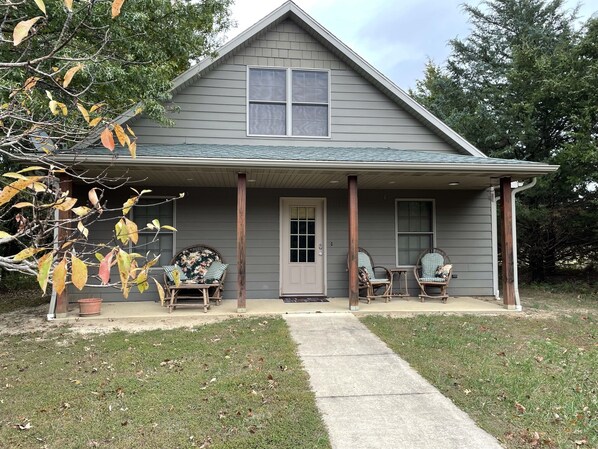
124 218 138 244
88 187 102 211
154 278 165 306
53 257 67 295
53 197 77 211
515 402 526 414
77 221 89 239
161 225 177 232
89 102 105 113
14 247 45 261
115 219 128 244
37 251 53 293
100 127 115 151
23 76 39 91
89 117 102 127
76 104 90 123
13 17 43 46
114 123 128 146
122 196 138 215
0 231 12 239
128 140 137 159
117 249 131 293
0 176 44 206
34 0 46 14
72 206 91 217
71 254 88 290
64 0 73 11
112 0 126 18
99 250 114 285
63 64 83 88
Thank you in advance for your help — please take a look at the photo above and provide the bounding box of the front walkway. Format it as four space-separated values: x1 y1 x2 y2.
284 313 502 449
57 296 510 322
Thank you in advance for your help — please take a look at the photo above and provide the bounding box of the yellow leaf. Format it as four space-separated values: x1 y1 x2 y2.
89 102 105 113
126 125 136 137
34 0 46 15
45 90 53 100
133 106 143 116
88 117 102 128
77 221 89 239
128 140 136 159
153 278 165 306
14 247 44 261
49 100 59 115
117 249 131 292
95 252 104 262
115 219 128 244
122 196 138 215
58 102 67 116
12 202 34 208
151 219 160 230
0 231 12 239
161 225 177 232
53 257 67 295
76 103 90 123
23 76 39 91
17 166 45 173
3 172 27 180
72 206 91 217
63 64 82 88
30 182 47 193
0 176 44 206
124 218 138 244
71 255 88 290
112 0 125 18
64 0 73 11
101 127 115 151
172 268 181 287
136 270 149 294
13 17 43 46
113 123 128 146
37 251 53 294
53 197 77 211
88 187 101 211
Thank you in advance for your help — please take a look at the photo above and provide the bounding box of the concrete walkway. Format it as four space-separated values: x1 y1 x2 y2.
284 313 503 449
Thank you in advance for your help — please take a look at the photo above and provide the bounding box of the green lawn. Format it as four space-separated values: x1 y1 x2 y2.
0 318 330 449
362 288 597 449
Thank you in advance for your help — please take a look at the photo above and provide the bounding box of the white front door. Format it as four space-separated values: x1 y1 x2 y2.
280 198 326 296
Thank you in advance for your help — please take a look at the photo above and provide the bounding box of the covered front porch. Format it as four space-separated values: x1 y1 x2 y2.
56 295 511 323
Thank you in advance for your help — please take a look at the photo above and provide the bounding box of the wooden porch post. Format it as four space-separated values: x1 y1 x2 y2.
348 175 359 311
237 173 247 312
55 174 72 317
500 177 516 308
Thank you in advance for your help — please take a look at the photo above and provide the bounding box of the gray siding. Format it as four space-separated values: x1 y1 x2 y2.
132 19 458 153
69 186 494 303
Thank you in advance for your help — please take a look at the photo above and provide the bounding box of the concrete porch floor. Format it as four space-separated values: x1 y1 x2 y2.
57 296 512 323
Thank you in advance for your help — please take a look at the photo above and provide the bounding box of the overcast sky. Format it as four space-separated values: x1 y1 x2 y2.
225 0 597 91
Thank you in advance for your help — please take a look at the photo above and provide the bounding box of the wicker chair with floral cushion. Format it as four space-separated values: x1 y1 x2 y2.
348 247 392 304
162 244 228 306
413 248 453 303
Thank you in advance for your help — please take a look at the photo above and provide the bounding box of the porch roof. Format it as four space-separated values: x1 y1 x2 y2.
63 144 557 189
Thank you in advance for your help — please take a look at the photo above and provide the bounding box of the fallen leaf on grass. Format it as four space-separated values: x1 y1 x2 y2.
534 356 544 363
515 402 526 414
574 439 587 446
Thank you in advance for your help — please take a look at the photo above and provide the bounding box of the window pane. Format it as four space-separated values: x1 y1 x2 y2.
137 234 173 264
292 71 328 103
290 249 298 262
135 199 174 228
292 104 328 136
248 103 286 135
248 68 286 101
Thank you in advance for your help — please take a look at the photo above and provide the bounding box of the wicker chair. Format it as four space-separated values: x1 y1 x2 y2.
413 248 452 303
349 248 392 303
162 244 227 309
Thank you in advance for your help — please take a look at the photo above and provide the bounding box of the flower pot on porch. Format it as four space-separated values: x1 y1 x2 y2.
78 298 102 316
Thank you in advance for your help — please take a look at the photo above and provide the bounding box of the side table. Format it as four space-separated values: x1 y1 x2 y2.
389 268 409 299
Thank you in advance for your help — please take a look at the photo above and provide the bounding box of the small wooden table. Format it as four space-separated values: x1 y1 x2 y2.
389 268 409 299
168 283 214 313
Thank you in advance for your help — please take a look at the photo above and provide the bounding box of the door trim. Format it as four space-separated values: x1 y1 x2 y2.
279 197 327 297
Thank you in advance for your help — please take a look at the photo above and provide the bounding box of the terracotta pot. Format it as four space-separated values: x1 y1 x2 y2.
78 298 102 316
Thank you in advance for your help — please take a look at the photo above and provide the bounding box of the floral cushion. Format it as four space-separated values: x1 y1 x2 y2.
174 247 222 282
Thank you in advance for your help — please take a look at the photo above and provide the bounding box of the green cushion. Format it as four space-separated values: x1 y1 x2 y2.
203 261 228 284
163 265 188 283
358 252 375 278
419 277 447 283
421 253 444 278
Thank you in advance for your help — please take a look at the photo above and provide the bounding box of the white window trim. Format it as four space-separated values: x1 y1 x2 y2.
131 195 177 268
394 198 436 267
246 66 332 139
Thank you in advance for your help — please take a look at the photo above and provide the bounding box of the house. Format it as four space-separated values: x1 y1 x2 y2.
55 1 557 316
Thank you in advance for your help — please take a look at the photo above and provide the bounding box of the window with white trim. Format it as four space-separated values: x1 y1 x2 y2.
395 200 435 265
248 67 329 137
133 198 175 264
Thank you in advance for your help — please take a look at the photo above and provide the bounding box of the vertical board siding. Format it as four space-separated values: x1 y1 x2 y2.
69 186 494 303
131 19 458 153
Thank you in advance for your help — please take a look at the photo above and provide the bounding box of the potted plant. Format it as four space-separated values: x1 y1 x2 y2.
77 298 102 316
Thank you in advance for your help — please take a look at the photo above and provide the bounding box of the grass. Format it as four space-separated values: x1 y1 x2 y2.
0 318 330 449
361 289 597 448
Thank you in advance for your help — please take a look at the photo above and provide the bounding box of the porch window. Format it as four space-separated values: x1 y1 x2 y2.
395 200 435 266
247 67 330 137
133 198 175 264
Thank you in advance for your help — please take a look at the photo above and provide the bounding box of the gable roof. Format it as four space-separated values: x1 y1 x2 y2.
93 1 486 157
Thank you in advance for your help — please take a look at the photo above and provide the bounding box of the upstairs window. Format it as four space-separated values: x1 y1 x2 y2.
248 67 329 137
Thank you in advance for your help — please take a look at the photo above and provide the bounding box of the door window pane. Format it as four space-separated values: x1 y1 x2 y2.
289 206 316 263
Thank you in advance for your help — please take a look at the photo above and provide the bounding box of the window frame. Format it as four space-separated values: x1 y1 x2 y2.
246 66 331 138
394 199 436 267
131 196 177 268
